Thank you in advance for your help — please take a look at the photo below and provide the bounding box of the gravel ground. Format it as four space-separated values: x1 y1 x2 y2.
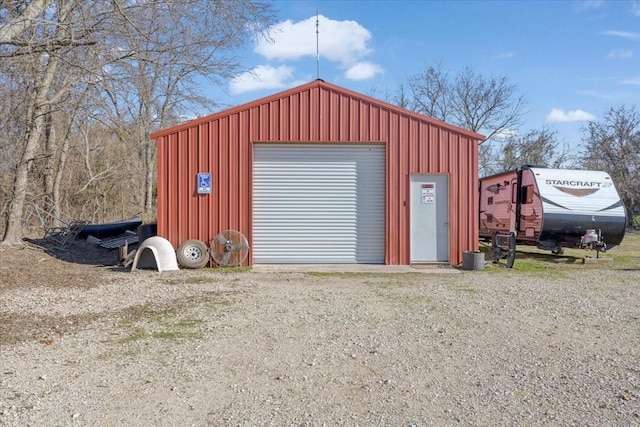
0 242 639 426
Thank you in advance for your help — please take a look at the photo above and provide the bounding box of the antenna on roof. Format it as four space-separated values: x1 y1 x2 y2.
316 11 320 79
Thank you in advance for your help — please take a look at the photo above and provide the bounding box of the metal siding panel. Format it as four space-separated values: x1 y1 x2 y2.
471 136 480 252
253 144 385 263
197 123 210 243
387 111 400 264
250 106 260 141
428 125 439 172
449 132 459 265
156 135 168 240
465 139 474 260
177 130 188 245
398 114 410 263
418 123 429 172
351 98 358 141
340 91 348 141
468 136 479 258
239 111 250 242
163 133 171 245
359 101 369 141
409 120 419 172
379 109 392 264
229 114 240 231
370 104 380 142
165 133 177 246
270 100 279 140
452 132 459 264
219 117 229 230
333 93 341 141
259 104 268 141
319 88 330 141
279 97 290 140
209 121 219 243
442 131 449 172
339 95 349 140
300 90 310 141
290 94 299 141
310 88 319 141
188 127 198 239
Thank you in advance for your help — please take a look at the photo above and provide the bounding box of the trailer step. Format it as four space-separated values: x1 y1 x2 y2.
492 231 516 268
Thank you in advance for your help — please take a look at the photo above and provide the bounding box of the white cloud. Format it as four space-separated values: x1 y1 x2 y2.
621 77 640 85
546 108 596 123
230 15 384 94
608 48 634 58
256 15 372 65
344 62 384 81
252 15 383 82
229 65 295 94
576 0 604 10
492 52 514 59
633 0 640 16
601 30 640 41
577 89 633 102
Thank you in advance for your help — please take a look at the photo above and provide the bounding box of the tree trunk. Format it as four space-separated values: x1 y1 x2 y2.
43 109 56 196
2 55 58 245
42 108 62 222
52 132 71 224
0 0 50 44
143 138 156 218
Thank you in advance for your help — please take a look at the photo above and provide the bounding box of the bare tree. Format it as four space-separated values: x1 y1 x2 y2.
392 84 411 110
580 106 640 227
406 62 451 121
99 0 274 218
0 0 111 243
488 127 570 173
1 0 276 244
451 66 527 142
0 0 51 44
403 64 527 140
399 63 528 176
2 43 63 244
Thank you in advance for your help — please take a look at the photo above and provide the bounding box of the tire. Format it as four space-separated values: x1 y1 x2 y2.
176 239 209 269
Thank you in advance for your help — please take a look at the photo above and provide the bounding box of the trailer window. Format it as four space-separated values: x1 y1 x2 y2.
522 185 534 204
487 196 493 205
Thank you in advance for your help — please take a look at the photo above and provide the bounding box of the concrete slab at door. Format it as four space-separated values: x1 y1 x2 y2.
410 175 449 263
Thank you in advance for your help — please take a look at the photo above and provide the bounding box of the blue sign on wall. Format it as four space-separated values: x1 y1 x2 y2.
197 173 211 194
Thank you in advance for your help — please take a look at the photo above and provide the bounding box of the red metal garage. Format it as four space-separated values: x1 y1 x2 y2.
150 79 484 266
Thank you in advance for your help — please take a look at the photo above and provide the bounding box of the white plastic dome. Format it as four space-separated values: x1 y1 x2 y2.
131 236 179 272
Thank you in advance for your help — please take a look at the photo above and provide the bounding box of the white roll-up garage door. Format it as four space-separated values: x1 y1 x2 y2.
253 144 385 263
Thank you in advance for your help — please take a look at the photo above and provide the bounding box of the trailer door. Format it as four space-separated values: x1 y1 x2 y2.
510 177 518 232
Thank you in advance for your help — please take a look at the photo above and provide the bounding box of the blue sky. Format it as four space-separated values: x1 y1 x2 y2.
205 0 640 146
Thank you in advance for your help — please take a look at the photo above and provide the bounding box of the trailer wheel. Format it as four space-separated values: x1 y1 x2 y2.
176 239 209 269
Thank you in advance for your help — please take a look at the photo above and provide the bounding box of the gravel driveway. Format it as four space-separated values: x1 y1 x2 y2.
1 244 639 426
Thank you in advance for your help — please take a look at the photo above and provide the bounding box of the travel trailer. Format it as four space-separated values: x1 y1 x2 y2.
479 166 626 254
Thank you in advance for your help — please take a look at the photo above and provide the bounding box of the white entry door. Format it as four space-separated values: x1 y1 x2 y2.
410 174 449 263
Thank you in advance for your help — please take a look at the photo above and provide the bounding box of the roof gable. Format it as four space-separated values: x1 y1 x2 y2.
150 79 484 141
